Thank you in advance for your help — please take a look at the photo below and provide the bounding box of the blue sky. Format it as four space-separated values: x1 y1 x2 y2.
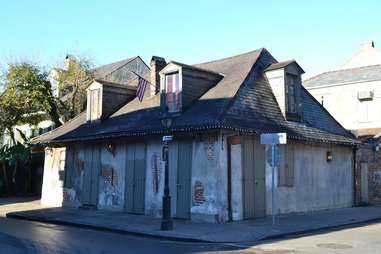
1 0 380 77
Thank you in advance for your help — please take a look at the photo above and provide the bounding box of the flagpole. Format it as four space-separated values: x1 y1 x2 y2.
131 71 157 89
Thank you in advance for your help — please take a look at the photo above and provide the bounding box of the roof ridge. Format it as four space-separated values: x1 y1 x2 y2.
105 56 139 78
304 63 381 82
194 48 264 66
216 48 267 122
92 56 137 71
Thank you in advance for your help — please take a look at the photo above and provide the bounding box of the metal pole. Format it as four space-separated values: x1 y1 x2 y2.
272 144 275 225
161 139 173 230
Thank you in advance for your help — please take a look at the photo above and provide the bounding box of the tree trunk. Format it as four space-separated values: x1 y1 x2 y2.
1 161 9 195
8 128 16 145
47 99 62 128
16 128 28 143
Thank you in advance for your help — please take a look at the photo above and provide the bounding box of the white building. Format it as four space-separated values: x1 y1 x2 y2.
304 41 381 137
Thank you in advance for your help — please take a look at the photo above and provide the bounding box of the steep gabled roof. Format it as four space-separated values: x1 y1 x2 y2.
265 59 305 73
32 48 356 145
92 57 137 79
304 64 381 88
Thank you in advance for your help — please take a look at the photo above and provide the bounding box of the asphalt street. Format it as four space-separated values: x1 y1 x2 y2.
0 217 380 254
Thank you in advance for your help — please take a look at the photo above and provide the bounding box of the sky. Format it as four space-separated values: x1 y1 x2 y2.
0 0 381 78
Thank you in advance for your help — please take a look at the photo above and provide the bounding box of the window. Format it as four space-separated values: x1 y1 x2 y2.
90 89 101 120
359 99 376 123
286 74 298 114
278 144 295 187
165 72 181 113
59 150 66 171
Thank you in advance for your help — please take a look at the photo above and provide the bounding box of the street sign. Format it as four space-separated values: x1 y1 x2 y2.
162 135 174 142
260 132 287 226
260 133 287 145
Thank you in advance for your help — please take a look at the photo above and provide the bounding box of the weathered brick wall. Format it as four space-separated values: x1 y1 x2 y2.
356 144 381 205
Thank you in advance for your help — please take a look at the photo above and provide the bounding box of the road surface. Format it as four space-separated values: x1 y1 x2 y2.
0 217 380 253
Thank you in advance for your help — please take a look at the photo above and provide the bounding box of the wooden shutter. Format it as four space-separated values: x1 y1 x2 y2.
285 144 295 187
90 89 100 120
278 145 286 186
278 144 295 187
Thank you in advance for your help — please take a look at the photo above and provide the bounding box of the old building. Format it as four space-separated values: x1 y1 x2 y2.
2 55 149 147
304 41 381 206
33 48 356 223
304 41 381 137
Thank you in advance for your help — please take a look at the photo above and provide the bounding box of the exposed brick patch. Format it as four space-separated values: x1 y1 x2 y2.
356 145 381 205
193 181 206 205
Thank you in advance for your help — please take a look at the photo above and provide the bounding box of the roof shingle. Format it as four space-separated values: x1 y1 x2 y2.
304 64 381 88
32 49 357 145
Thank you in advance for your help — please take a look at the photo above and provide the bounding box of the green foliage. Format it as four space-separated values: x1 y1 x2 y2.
0 142 31 195
0 62 62 142
0 143 30 166
57 57 94 120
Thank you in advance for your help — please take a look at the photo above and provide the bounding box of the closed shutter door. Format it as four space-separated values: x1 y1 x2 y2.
133 144 146 214
176 140 192 219
125 144 135 213
242 138 255 219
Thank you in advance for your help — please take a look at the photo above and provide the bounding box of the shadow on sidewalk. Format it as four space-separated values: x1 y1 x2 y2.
0 196 40 206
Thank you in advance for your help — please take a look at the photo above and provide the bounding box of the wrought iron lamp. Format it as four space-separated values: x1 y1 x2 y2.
160 114 174 230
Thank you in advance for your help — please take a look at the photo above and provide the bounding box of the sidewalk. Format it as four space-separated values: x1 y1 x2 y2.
6 205 381 243
0 197 42 217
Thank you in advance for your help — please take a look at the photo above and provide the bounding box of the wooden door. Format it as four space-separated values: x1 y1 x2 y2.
242 137 266 219
125 143 146 214
176 140 192 219
253 138 266 217
361 162 369 204
82 146 100 206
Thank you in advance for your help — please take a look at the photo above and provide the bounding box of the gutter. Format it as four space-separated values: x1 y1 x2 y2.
45 124 359 147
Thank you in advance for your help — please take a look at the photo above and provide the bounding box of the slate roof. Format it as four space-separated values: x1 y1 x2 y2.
265 59 305 73
304 64 381 88
32 48 357 146
92 57 137 79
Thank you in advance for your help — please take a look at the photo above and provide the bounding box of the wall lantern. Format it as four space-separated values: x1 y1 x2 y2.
326 151 333 162
106 143 115 156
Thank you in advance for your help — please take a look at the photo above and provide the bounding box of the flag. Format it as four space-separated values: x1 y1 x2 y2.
136 76 148 102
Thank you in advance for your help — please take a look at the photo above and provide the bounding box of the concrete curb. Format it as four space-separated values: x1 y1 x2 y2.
6 212 210 243
6 212 381 243
262 217 381 241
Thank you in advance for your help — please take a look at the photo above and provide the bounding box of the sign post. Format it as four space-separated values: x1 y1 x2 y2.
260 133 287 225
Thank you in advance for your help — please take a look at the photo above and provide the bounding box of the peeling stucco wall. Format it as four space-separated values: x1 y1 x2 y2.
62 144 84 207
144 139 165 217
265 142 353 215
191 132 228 223
98 144 126 210
41 147 66 207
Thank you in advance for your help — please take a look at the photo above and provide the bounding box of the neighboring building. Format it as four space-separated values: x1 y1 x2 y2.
304 40 381 206
355 137 381 206
32 48 356 223
304 41 381 137
2 55 149 146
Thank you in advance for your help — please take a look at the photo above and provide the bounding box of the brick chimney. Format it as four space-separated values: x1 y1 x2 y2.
150 56 166 96
64 54 76 70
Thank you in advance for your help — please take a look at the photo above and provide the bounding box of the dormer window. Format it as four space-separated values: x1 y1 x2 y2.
86 79 136 122
89 88 101 121
159 61 222 115
286 74 298 114
265 60 305 121
165 72 181 113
